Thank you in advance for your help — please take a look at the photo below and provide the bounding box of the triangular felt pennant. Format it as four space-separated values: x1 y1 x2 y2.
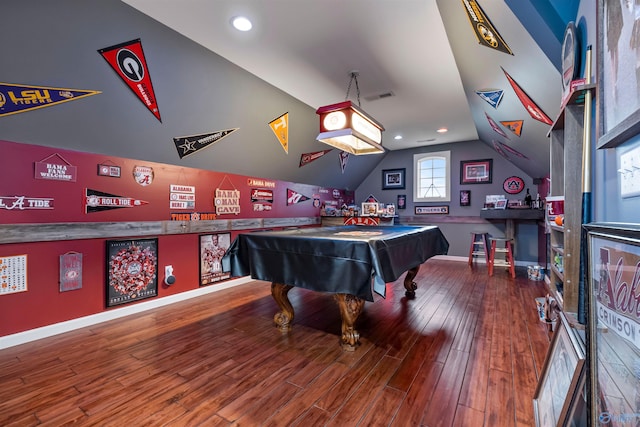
173 128 238 158
485 113 509 139
98 39 162 122
85 188 148 213
0 82 100 117
299 149 332 167
286 188 310 206
476 89 504 109
339 151 349 174
461 0 513 55
502 68 552 125
269 112 289 153
498 141 529 159
500 120 523 137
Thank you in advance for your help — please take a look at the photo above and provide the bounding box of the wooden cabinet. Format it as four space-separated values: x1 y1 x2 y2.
547 84 595 315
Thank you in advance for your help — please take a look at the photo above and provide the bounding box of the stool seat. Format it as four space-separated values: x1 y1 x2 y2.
468 231 489 266
488 237 515 278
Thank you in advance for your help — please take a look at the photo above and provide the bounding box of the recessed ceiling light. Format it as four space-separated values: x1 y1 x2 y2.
231 16 253 31
394 135 403 140
436 127 448 133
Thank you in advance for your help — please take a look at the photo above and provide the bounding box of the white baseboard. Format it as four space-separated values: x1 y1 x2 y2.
434 254 543 268
0 276 253 350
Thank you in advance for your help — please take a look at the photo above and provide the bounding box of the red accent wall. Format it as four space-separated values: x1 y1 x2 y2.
0 140 353 337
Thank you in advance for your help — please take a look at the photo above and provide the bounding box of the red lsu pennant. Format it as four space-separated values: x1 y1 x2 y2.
98 39 161 122
502 68 552 125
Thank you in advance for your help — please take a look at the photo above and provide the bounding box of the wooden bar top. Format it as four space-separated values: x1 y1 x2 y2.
480 208 545 220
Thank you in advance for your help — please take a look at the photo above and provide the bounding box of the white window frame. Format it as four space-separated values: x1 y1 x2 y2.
413 151 451 202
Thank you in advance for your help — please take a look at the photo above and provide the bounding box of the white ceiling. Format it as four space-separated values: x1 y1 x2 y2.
122 0 562 179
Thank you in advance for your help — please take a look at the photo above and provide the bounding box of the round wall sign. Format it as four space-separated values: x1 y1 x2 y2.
561 22 580 92
503 176 525 194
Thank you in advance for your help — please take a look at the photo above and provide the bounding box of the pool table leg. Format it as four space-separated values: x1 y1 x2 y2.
403 266 419 298
334 293 365 351
271 282 294 333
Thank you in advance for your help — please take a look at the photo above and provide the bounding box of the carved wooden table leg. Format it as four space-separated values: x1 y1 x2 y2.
271 282 294 333
403 266 419 298
333 293 365 351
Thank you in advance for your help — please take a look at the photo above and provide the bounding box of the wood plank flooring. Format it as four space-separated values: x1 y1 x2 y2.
0 258 551 426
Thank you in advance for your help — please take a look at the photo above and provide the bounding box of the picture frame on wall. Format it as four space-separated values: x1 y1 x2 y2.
382 168 406 190
584 223 640 426
397 194 407 210
597 0 640 148
460 159 492 184
533 311 585 427
459 190 470 206
106 238 158 307
199 233 231 286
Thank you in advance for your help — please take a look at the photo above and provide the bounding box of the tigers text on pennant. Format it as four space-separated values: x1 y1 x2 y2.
173 128 238 158
500 120 523 137
502 67 552 125
299 149 332 167
0 82 100 118
98 39 161 122
269 112 289 153
461 0 513 55
475 89 504 109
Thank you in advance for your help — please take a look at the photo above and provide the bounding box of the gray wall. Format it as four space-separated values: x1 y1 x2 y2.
355 141 542 261
0 0 383 191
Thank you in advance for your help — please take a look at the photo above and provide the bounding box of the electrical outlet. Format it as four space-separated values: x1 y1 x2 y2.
619 145 640 198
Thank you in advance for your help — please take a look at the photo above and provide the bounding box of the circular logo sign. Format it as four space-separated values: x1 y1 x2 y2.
503 176 525 194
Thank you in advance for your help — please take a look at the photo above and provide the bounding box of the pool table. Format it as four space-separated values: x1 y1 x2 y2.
223 225 449 350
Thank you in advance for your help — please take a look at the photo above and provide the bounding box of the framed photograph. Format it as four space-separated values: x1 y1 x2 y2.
382 168 406 190
106 238 158 307
585 223 640 426
361 202 379 216
533 312 585 427
415 205 449 215
460 190 470 206
597 0 640 148
397 194 407 210
495 199 507 209
460 159 492 184
200 233 231 286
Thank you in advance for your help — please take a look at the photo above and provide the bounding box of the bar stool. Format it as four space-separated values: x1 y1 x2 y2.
468 231 489 266
488 237 515 278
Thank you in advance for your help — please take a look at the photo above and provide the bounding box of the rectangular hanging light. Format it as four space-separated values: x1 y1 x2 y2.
316 100 385 155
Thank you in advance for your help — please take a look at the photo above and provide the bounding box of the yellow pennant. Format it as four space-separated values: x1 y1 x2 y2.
269 112 289 153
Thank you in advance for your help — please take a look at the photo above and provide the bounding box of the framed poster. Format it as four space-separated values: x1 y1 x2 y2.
460 159 492 184
106 238 158 307
459 190 470 206
199 233 231 285
533 312 586 427
397 194 407 210
585 223 640 426
382 168 406 190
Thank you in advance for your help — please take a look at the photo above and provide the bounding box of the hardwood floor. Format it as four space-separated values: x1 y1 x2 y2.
0 258 551 426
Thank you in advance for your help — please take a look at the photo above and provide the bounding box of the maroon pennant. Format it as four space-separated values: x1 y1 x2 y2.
502 68 552 125
299 149 332 167
99 39 161 122
286 188 310 206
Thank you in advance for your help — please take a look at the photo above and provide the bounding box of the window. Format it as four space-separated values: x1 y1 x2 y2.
413 151 450 202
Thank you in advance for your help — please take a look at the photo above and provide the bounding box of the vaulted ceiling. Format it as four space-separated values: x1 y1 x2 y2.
122 0 579 180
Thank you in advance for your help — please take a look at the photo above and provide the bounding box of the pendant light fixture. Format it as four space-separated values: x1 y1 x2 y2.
315 71 385 155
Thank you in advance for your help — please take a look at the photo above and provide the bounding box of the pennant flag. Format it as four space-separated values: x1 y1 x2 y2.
0 82 100 118
98 39 161 122
299 149 332 167
269 112 289 153
492 140 509 160
500 120 523 137
461 0 513 55
173 128 238 158
85 188 148 213
485 112 509 139
475 89 504 109
286 188 310 206
339 151 349 174
502 68 552 125
498 141 529 159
